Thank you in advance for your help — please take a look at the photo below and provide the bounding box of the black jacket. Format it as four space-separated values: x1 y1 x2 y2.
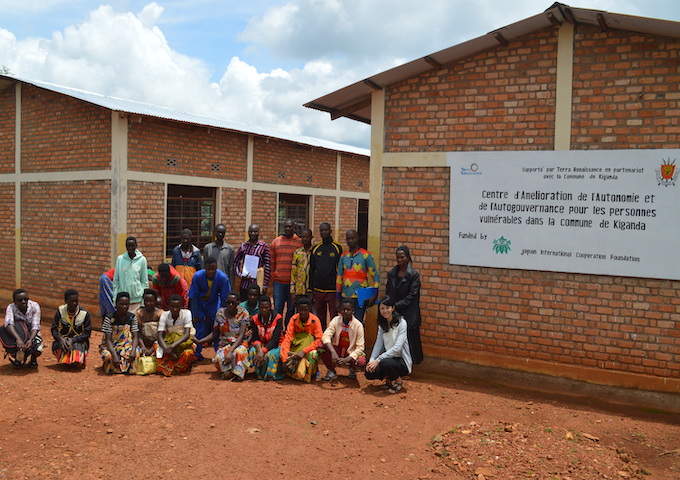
385 263 421 329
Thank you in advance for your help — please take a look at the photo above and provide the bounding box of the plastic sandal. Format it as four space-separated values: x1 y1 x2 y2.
388 382 403 394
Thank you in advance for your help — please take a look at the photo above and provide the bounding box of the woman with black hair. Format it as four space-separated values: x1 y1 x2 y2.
365 296 412 394
99 291 139 374
386 245 423 365
51 289 92 367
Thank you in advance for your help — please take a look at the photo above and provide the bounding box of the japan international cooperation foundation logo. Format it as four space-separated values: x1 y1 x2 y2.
656 159 678 187
492 236 511 254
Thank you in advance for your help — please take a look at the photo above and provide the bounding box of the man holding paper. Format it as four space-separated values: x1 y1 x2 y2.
234 224 271 300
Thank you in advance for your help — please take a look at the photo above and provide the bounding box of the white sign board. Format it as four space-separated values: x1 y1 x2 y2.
448 150 679 280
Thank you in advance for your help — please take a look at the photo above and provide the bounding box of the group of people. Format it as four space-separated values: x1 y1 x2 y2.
1 221 423 392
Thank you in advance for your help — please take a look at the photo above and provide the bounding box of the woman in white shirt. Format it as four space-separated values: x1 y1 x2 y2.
156 294 195 376
365 296 412 394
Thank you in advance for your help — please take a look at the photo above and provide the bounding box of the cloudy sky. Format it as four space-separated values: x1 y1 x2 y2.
1 1 678 148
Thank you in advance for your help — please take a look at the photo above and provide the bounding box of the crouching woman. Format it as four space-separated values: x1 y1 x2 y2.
365 296 412 394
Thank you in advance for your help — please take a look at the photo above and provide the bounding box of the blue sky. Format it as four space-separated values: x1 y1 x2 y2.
1 0 678 148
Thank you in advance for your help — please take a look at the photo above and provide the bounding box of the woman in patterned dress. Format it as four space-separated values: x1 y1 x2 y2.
194 291 250 380
99 292 138 374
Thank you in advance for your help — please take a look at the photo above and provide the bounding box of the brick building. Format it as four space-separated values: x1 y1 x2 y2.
307 4 680 393
0 75 369 316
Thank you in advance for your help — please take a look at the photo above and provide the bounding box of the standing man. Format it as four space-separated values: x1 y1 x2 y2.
336 229 379 323
113 236 149 311
234 224 271 300
309 222 343 329
188 256 231 360
171 228 203 289
290 227 314 309
270 219 302 325
203 223 235 288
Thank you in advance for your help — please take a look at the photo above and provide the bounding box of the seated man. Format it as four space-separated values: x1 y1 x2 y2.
280 296 323 382
152 263 189 310
0 289 43 367
51 289 92 367
188 256 231 360
321 298 366 382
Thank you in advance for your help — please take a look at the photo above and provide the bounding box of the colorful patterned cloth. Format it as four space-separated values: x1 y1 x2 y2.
248 311 284 380
336 248 380 299
247 346 283 380
51 304 91 366
157 330 195 376
290 246 313 296
100 324 135 374
285 332 319 383
212 306 250 379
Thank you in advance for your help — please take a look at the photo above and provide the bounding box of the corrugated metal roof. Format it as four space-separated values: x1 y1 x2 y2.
305 2 680 124
0 74 370 157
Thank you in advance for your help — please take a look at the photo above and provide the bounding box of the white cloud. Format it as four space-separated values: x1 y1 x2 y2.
0 3 369 147
1 0 676 149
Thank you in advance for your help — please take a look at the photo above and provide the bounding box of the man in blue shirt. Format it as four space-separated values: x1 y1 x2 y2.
188 256 231 360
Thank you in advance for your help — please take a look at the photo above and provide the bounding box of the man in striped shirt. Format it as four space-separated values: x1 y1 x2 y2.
270 219 302 325
234 224 271 300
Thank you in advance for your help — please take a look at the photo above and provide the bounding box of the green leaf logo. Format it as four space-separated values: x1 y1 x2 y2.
492 236 511 254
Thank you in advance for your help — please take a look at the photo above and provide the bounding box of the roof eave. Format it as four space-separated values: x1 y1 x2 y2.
305 3 680 124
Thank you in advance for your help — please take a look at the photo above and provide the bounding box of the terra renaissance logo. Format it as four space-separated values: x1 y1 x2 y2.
461 163 482 175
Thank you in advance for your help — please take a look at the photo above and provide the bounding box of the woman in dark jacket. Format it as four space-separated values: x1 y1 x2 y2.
385 245 423 364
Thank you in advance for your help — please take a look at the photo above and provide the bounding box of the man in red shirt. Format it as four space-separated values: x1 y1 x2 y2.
270 219 302 326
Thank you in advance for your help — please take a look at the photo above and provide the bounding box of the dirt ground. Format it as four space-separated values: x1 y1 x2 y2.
1 329 679 480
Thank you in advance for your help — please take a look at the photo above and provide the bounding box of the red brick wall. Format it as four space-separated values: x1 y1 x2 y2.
378 27 680 392
571 26 680 149
385 29 558 152
220 187 247 248
340 154 370 192
338 197 357 240
127 181 165 270
251 190 277 244
0 184 15 292
128 118 248 180
253 137 337 188
381 167 680 390
313 195 336 234
0 87 15 173
21 86 111 172
21 181 111 313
